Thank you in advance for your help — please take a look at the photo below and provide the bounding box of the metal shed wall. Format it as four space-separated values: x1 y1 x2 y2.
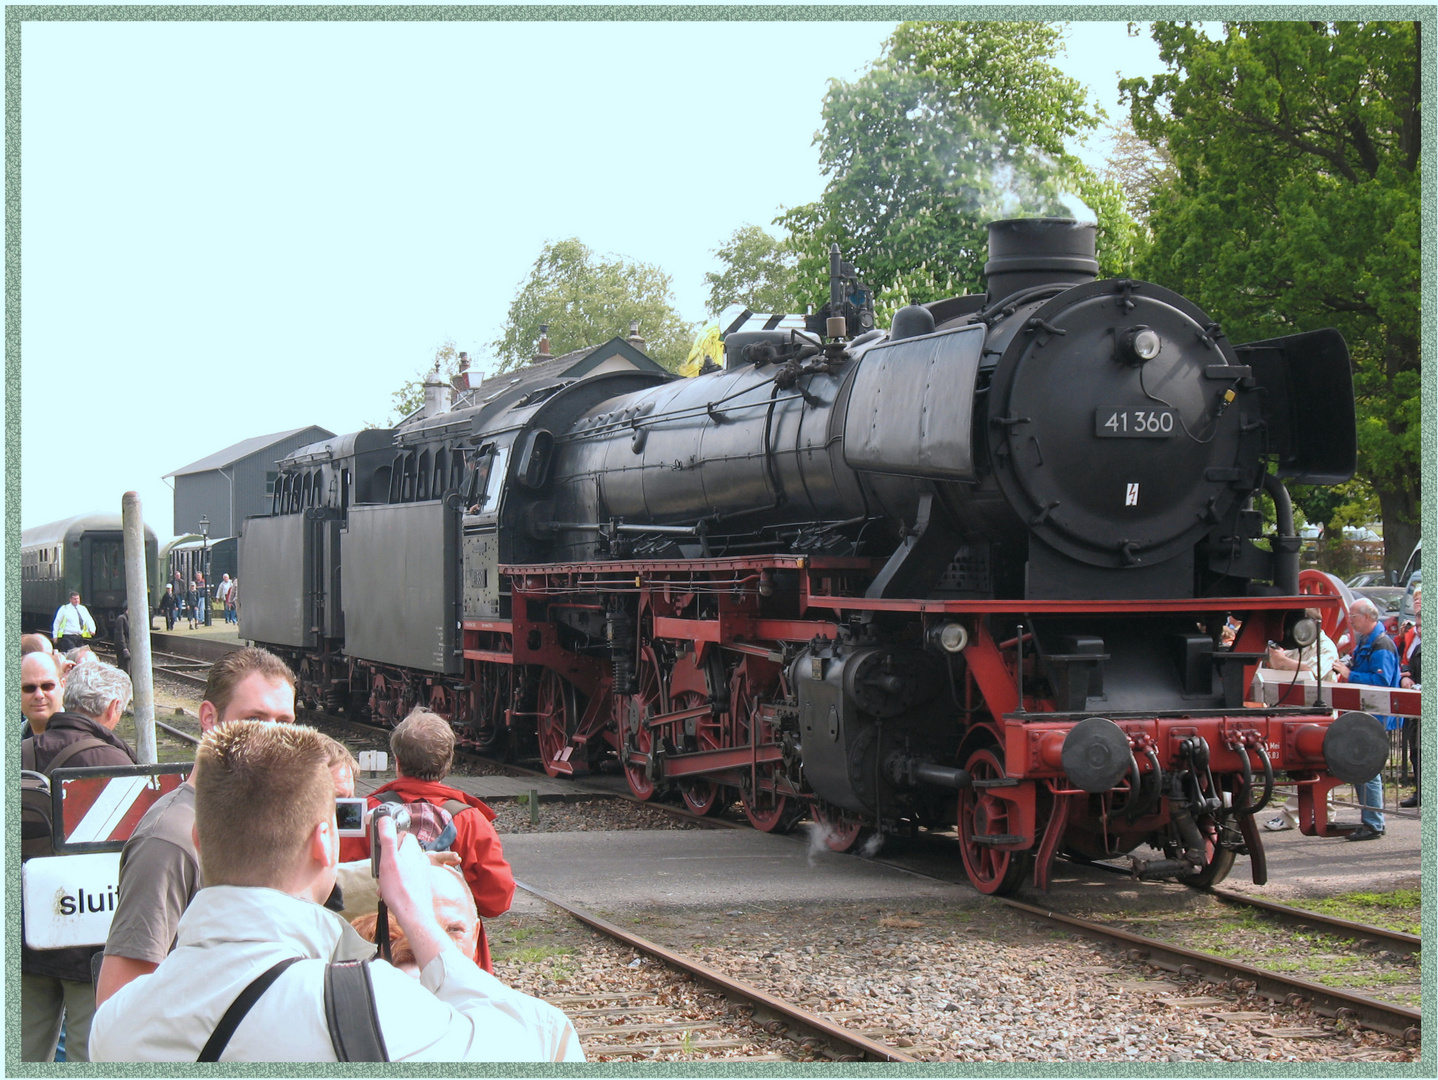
173 427 334 536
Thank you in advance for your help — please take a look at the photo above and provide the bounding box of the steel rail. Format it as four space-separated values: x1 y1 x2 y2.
1206 887 1421 953
515 880 917 1063
1063 855 1420 953
997 896 1421 1042
156 719 200 746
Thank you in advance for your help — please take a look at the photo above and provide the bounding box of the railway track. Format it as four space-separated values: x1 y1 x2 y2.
1060 855 1421 952
992 896 1420 1043
517 882 916 1062
105 644 1422 1050
88 641 212 688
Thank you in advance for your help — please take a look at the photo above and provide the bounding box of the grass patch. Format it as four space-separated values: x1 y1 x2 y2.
1285 889 1421 935
511 945 575 963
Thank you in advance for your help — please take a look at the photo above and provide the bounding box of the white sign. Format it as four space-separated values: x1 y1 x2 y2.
359 750 389 773
22 852 122 949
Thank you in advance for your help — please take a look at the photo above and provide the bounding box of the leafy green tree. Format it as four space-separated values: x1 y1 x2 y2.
703 225 801 317
777 21 1139 312
387 337 462 424
1123 21 1420 572
491 239 694 373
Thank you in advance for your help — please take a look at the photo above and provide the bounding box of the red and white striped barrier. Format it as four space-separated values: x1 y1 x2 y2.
1251 669 1423 718
53 767 188 853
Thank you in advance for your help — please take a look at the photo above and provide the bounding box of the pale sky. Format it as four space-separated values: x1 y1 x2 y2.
14 17 1165 538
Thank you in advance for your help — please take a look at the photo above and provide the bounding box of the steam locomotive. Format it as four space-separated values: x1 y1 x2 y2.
241 217 1384 895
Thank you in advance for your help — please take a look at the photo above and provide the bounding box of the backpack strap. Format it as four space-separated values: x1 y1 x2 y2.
25 735 110 779
442 799 472 819
198 956 303 1061
43 736 110 775
324 960 389 1062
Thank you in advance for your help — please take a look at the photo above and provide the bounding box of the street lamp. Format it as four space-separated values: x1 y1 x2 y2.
199 515 212 627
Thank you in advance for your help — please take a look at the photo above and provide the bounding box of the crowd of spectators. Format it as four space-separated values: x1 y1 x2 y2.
20 631 582 1062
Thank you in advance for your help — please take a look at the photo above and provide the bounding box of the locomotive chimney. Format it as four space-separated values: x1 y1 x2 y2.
449 351 471 406
984 217 1098 303
422 363 447 417
626 320 647 354
535 324 552 361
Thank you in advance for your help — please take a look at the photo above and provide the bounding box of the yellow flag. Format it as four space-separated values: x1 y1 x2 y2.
680 322 724 378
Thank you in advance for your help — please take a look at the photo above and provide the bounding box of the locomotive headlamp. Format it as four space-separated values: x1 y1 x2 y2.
928 621 969 654
1291 617 1319 648
1118 325 1162 365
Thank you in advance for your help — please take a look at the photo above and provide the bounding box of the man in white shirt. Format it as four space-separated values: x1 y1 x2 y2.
1262 607 1339 680
53 591 97 651
89 720 582 1062
216 575 235 623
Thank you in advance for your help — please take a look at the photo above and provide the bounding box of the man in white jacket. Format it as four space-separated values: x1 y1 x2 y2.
89 720 583 1062
52 591 97 651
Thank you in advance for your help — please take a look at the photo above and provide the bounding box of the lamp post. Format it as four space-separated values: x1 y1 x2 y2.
199 515 212 627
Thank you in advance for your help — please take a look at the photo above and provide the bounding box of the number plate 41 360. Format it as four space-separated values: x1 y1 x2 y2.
1095 408 1175 438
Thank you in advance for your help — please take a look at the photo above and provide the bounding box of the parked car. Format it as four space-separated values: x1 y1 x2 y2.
1398 542 1421 624
1400 568 1421 626
1346 571 1389 589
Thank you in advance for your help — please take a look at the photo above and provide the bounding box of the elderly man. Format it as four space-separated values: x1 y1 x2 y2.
52 592 97 652
20 650 65 738
22 661 139 1062
341 708 514 972
1332 597 1401 841
1263 607 1339 681
89 721 583 1061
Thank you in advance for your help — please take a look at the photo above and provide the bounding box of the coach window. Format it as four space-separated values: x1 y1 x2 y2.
433 448 448 497
417 450 432 501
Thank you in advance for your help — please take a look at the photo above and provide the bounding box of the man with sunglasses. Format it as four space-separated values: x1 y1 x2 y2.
20 651 65 738
22 660 139 1061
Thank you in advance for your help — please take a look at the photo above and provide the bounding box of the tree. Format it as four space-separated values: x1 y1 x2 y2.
386 337 462 424
491 239 694 373
703 225 801 317
1123 21 1420 573
1098 116 1174 225
776 21 1140 313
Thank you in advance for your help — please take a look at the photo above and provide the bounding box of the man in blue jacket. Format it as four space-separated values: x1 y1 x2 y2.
1332 598 1400 840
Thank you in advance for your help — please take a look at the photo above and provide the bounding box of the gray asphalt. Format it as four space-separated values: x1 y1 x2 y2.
502 828 970 915
497 801 1423 913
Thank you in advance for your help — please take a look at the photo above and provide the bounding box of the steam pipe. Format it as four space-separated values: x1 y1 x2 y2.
1262 473 1300 595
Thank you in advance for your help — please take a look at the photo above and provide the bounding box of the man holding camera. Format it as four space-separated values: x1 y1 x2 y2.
342 708 514 972
89 721 582 1061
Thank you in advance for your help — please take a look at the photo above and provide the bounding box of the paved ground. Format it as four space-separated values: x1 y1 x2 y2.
1220 798 1424 900
501 828 970 916
492 804 1424 916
